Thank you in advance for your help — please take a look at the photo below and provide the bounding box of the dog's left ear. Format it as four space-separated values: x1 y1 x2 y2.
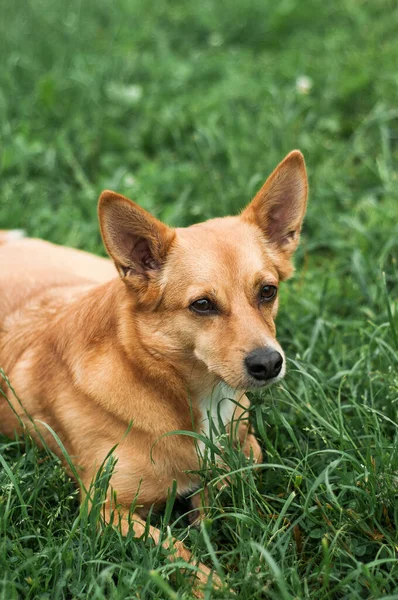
241 150 308 259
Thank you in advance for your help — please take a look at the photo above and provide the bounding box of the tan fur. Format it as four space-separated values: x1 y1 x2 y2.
0 151 308 595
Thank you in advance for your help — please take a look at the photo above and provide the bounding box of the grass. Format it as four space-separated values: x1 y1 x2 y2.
1 0 398 597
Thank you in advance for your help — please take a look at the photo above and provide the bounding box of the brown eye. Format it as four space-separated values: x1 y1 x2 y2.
190 298 216 314
260 285 277 302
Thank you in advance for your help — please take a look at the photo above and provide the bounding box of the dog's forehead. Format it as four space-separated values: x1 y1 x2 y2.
168 216 276 280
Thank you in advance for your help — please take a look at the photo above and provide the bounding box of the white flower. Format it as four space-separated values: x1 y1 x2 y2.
208 32 224 47
105 83 143 105
124 174 136 186
296 75 313 95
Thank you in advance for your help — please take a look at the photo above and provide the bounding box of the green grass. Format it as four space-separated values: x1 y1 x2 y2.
1 0 398 598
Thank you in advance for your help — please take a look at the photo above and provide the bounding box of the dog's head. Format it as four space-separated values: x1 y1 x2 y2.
98 151 308 391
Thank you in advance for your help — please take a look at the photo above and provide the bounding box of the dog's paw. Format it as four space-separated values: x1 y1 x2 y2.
192 564 232 598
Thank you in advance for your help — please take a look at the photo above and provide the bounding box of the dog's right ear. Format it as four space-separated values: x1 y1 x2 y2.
241 151 308 260
98 190 175 281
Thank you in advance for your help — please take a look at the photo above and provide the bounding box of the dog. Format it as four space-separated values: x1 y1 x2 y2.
0 150 308 594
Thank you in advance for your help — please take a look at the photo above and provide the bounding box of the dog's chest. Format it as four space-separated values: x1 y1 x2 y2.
197 383 236 452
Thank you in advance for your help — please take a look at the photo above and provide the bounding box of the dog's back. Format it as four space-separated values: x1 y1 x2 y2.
0 238 116 319
0 238 118 438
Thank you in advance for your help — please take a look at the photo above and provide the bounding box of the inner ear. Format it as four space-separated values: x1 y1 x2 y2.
267 201 302 247
122 236 160 275
241 150 308 257
116 230 164 277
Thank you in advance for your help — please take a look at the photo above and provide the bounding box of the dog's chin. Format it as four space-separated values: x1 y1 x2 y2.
218 371 285 392
246 369 286 390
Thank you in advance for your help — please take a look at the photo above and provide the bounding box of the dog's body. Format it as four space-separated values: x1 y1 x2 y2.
0 151 308 591
0 239 253 500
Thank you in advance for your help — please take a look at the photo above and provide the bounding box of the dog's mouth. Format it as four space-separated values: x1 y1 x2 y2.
215 369 285 393
247 374 283 388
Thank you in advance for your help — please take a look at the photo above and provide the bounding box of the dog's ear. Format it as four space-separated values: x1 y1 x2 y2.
241 150 308 259
98 191 175 280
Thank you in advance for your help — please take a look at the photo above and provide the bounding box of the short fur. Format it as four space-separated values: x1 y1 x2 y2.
0 150 308 593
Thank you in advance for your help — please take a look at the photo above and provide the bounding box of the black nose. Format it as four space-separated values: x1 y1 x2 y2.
245 348 283 381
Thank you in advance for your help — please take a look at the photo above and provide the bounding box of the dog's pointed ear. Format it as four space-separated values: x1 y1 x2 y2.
241 150 308 259
98 190 175 280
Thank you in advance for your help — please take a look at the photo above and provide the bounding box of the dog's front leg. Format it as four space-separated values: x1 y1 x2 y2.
238 426 263 463
101 502 222 598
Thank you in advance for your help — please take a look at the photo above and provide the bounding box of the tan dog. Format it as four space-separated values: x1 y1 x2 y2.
0 150 308 592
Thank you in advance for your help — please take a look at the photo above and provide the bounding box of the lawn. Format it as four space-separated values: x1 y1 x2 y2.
1 0 398 598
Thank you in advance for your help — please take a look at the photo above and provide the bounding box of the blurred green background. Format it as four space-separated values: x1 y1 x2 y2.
1 0 397 250
1 1 398 598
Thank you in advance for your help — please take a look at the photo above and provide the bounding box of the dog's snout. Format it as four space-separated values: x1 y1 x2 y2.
245 348 283 381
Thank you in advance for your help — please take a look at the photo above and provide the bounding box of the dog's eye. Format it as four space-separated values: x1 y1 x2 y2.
190 298 216 314
260 285 277 302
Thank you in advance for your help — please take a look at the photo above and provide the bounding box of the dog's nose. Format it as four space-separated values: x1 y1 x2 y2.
245 348 283 381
